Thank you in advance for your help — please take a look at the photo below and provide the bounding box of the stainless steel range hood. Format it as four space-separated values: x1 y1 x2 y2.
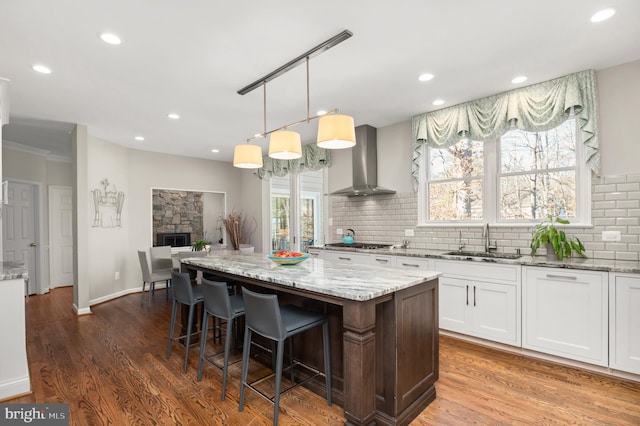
331 125 396 197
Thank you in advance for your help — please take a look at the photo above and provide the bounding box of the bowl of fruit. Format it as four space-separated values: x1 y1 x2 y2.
268 251 310 266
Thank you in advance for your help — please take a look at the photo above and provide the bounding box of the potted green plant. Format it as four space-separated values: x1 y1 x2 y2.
530 215 586 260
191 234 211 251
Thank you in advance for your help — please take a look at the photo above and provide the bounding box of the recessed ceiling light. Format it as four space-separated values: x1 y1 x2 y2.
512 75 528 84
100 33 122 45
419 73 434 82
211 149 220 153
32 64 52 74
591 8 615 23
134 136 145 141
167 113 180 120
432 99 445 106
317 110 327 116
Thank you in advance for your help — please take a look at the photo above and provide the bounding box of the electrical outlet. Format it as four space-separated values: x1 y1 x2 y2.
602 231 621 242
405 229 414 237
337 228 343 235
115 271 120 280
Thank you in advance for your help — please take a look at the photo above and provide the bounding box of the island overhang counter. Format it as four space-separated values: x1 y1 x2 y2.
181 252 440 426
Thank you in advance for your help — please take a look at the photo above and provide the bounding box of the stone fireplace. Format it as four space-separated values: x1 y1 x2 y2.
152 189 204 247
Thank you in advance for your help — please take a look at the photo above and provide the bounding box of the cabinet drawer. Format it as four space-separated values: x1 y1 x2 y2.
395 256 432 270
433 259 519 283
371 254 396 268
308 248 323 259
323 251 370 265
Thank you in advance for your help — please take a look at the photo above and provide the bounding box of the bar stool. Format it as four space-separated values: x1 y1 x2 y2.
197 278 245 400
239 287 332 425
167 271 204 372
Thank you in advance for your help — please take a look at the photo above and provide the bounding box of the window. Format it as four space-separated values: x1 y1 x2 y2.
268 169 326 253
421 118 590 225
427 138 483 221
499 119 577 220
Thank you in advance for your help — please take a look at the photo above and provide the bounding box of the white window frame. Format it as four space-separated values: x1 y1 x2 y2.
261 168 328 253
418 119 591 228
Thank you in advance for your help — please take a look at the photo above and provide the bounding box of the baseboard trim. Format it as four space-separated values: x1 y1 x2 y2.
0 376 31 401
72 303 92 316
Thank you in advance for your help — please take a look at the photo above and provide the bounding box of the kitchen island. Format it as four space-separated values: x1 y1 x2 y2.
181 251 440 426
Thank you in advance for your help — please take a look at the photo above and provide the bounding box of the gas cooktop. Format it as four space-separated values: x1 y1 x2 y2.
325 242 393 249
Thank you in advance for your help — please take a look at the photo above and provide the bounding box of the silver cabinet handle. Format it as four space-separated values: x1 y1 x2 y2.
338 257 351 261
401 263 419 267
374 258 389 263
466 285 469 306
474 285 477 306
546 274 578 280
309 252 319 256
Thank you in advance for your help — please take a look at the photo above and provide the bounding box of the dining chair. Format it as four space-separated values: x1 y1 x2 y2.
137 250 172 306
150 245 175 299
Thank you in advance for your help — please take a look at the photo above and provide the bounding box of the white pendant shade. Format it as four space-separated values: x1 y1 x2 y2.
269 130 302 160
233 144 263 168
316 114 356 149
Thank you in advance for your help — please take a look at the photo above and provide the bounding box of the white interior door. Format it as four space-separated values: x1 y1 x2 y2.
2 182 37 294
49 185 74 288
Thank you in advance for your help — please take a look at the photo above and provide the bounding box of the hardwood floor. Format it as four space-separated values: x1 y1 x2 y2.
8 287 640 425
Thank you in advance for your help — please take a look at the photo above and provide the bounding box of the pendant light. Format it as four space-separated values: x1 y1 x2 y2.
233 144 263 168
269 130 302 160
317 114 356 149
234 30 355 168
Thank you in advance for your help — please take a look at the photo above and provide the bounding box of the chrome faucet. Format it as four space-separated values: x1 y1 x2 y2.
458 230 465 251
483 222 497 253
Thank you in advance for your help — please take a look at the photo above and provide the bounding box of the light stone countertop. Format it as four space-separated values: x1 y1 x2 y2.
180 251 440 302
0 261 28 281
311 246 640 274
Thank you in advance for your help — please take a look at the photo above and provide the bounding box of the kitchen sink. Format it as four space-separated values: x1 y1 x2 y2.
443 250 522 260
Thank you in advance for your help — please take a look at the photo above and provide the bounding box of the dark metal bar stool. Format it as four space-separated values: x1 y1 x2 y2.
197 278 245 400
238 287 332 425
167 271 204 372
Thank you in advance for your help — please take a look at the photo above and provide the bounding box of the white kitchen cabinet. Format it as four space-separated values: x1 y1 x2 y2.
434 259 521 346
610 273 640 374
322 250 371 265
523 267 608 366
395 256 432 270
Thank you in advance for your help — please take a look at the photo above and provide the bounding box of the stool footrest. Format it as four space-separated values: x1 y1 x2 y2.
245 360 325 403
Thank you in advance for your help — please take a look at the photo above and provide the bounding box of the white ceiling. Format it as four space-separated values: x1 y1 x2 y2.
1 0 639 161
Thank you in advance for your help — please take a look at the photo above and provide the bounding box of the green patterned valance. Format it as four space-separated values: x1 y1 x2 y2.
256 143 331 179
411 69 599 191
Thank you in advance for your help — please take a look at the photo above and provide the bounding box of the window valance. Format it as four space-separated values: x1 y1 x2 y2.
256 143 331 179
411 69 599 190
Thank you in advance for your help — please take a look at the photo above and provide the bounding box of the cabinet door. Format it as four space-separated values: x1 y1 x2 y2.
523 267 608 366
472 281 519 345
610 275 640 374
439 276 472 334
322 251 371 265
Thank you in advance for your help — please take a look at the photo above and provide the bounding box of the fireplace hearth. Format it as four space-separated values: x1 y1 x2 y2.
156 232 191 247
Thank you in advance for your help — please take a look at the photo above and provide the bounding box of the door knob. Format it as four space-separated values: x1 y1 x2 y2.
30 242 37 247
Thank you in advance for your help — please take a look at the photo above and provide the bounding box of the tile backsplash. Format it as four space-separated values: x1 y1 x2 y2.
329 173 640 261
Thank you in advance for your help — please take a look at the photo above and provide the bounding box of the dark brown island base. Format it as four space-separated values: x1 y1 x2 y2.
181 252 439 425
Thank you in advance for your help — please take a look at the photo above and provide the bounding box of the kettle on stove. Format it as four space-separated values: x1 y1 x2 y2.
342 229 355 244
